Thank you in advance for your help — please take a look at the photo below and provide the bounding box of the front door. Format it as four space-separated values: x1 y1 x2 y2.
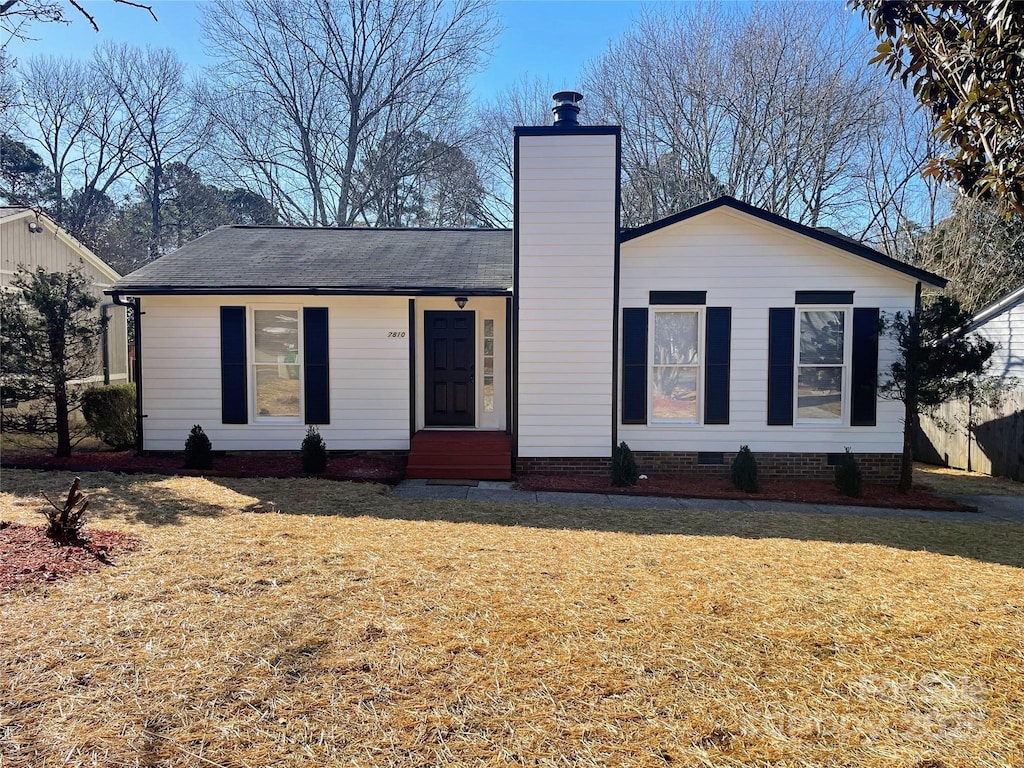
425 311 475 426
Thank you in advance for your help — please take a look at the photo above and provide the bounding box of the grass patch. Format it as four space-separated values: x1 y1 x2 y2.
1 469 1022 767
914 462 1024 496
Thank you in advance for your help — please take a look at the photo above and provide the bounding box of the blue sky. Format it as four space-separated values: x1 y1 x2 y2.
7 0 647 103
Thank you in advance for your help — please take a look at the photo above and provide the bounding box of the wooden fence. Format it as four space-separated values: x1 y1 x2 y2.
915 390 1024 481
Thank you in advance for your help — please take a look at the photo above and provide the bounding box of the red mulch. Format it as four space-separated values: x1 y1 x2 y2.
2 451 406 485
516 474 974 512
0 521 141 590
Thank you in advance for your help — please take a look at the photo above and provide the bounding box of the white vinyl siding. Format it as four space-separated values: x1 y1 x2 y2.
619 206 918 454
516 132 617 457
140 295 410 451
971 295 1024 386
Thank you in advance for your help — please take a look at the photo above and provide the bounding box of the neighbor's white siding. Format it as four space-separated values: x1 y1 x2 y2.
516 132 618 457
619 206 919 454
1 212 128 383
971 294 1024 386
140 295 410 451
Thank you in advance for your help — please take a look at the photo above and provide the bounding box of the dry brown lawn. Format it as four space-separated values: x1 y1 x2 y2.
1 469 1022 768
914 462 1024 497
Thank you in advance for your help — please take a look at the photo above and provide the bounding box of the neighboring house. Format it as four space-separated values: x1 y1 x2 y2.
1 207 130 387
109 94 945 481
964 284 1024 387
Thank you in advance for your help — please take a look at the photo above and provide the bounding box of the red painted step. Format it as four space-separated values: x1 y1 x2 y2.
406 430 512 480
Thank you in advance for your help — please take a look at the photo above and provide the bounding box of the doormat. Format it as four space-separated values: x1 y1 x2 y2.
426 479 480 487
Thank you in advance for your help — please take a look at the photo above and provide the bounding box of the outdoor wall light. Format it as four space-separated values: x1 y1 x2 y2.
454 296 468 309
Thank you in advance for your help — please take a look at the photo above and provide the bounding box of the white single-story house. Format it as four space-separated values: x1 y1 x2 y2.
2 206 130 388
109 93 945 481
964 284 1024 388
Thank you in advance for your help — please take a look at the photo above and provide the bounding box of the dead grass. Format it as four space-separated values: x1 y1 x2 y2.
1 469 1022 767
914 462 1024 497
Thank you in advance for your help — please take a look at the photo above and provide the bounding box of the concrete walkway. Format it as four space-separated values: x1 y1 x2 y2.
391 480 1024 524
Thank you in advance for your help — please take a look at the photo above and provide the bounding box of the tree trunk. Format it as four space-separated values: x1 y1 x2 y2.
898 393 916 493
149 162 162 262
54 381 71 457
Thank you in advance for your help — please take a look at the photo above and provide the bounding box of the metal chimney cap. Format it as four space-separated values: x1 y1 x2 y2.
552 91 584 126
553 91 584 105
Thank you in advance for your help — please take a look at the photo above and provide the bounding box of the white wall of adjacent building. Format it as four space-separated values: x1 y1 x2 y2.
970 291 1024 387
1 210 129 384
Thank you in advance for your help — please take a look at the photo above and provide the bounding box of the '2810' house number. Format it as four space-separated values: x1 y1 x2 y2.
387 331 406 338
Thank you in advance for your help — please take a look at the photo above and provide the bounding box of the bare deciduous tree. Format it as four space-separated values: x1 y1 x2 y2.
473 75 555 226
583 2 914 232
14 55 141 245
92 43 207 264
199 0 496 227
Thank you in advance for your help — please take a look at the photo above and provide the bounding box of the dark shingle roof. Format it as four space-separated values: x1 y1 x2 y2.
112 226 513 295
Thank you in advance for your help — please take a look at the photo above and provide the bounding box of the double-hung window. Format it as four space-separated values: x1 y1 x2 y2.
796 308 848 423
651 309 701 423
252 308 302 420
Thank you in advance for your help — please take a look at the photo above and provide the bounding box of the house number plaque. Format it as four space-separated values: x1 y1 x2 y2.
387 331 406 338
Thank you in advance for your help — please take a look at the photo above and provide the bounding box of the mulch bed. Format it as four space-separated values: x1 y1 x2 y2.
0 521 141 589
2 450 406 485
516 473 975 511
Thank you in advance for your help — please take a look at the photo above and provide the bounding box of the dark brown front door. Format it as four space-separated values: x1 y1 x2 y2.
425 311 475 426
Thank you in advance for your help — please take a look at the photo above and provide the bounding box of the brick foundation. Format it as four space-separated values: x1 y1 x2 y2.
517 451 901 483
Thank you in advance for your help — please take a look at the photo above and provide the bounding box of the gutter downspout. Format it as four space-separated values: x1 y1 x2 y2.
111 292 144 455
99 303 112 385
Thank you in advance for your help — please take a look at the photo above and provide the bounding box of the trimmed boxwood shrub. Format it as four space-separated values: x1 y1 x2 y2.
184 425 213 469
81 384 136 449
611 441 639 487
731 445 759 493
301 426 328 474
834 448 863 498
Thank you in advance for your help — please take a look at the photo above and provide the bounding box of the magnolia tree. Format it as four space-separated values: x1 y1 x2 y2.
0 266 105 456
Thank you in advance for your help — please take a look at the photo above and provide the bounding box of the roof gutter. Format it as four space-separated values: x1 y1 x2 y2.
110 292 144 455
104 286 513 297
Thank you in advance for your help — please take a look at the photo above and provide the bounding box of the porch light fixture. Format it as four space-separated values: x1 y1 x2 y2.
454 296 468 309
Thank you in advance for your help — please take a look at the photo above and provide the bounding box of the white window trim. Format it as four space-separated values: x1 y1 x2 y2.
249 305 304 424
794 305 851 426
649 306 704 426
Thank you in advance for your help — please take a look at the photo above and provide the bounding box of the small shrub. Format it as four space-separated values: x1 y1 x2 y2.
184 424 213 469
731 445 759 493
834 448 862 498
301 425 328 474
38 476 89 541
81 384 136 449
611 441 639 487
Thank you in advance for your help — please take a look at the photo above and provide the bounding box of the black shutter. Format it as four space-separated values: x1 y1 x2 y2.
220 306 248 424
303 307 330 424
851 308 879 426
704 307 731 424
622 309 648 424
767 308 795 425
